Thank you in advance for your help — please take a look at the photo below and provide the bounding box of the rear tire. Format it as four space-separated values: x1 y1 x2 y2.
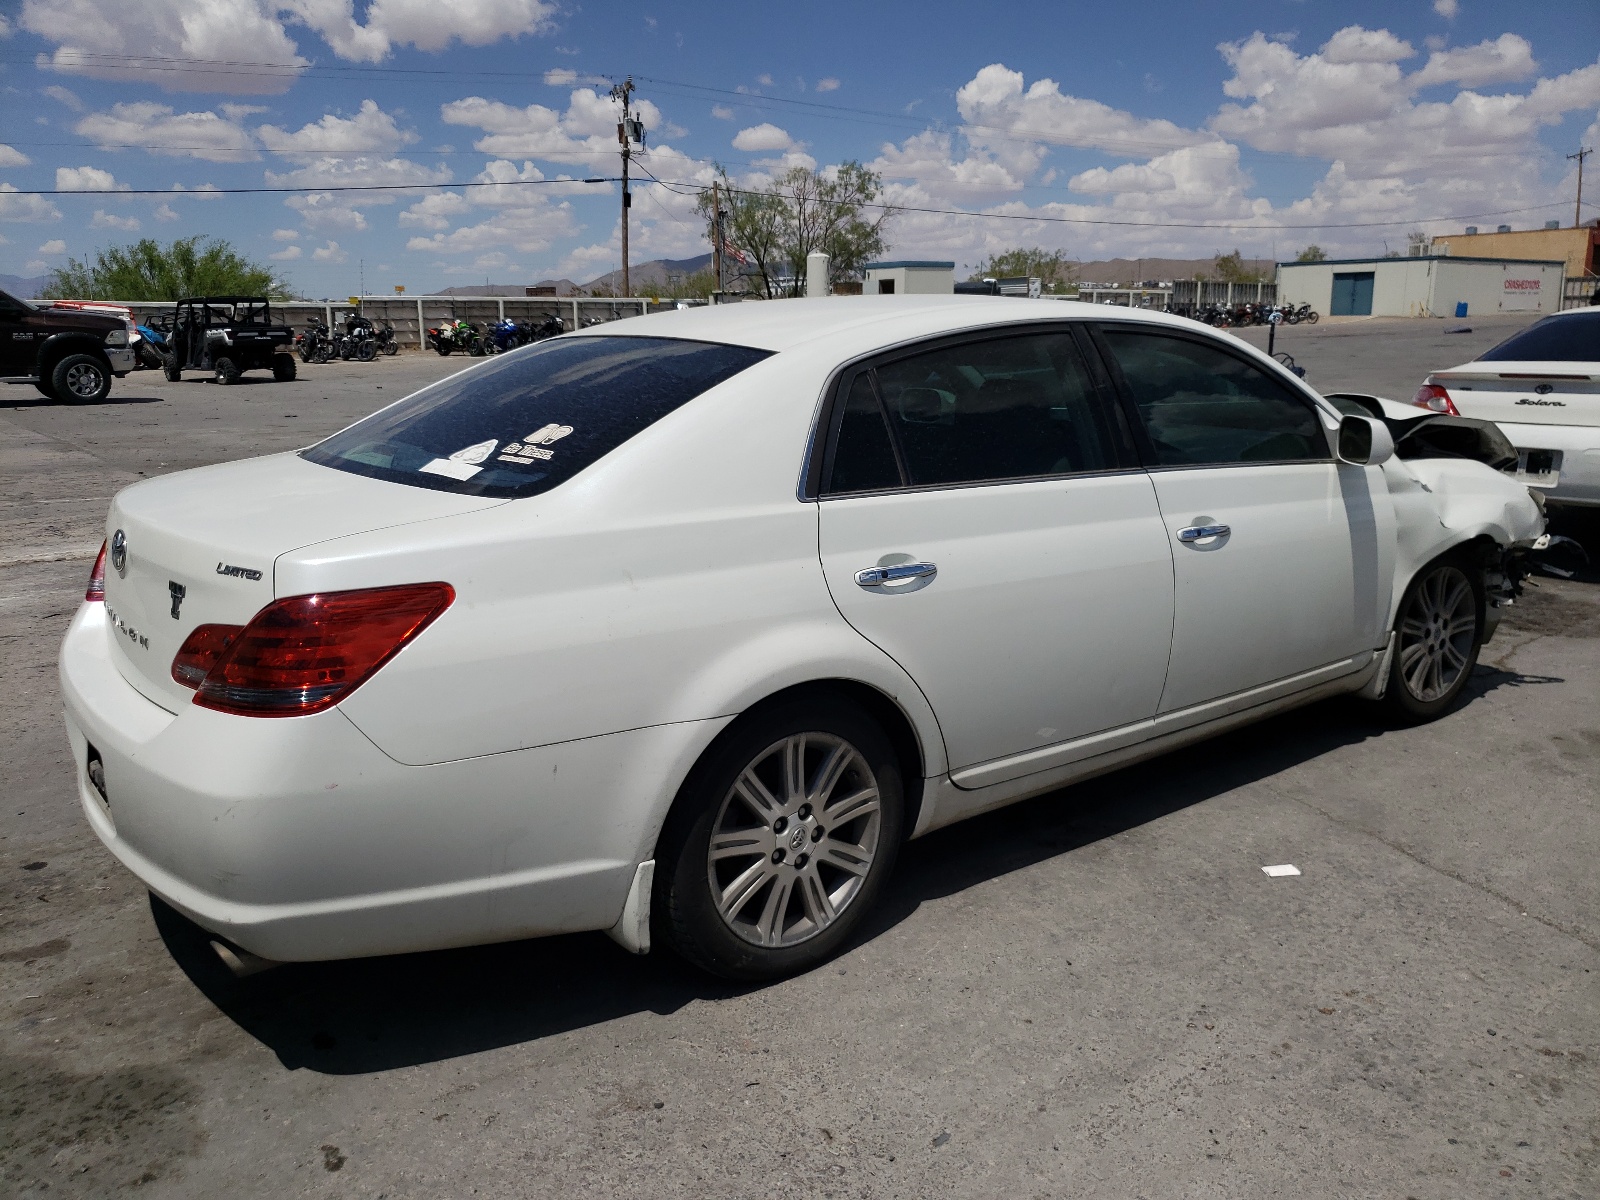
214 356 240 385
357 339 376 362
272 356 296 382
1384 558 1483 723
654 693 905 981
383 340 399 355
52 354 112 403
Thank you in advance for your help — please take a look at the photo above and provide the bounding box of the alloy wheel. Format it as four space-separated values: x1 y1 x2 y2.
65 362 104 399
707 732 882 949
1397 564 1476 702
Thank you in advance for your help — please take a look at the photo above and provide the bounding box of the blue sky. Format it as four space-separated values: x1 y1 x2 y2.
2 0 1597 296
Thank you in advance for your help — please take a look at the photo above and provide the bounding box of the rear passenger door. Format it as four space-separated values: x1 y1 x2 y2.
1092 324 1387 715
814 328 1177 786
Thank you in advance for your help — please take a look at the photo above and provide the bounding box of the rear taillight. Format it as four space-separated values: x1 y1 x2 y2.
187 583 454 717
86 541 106 602
171 623 243 688
1412 383 1459 415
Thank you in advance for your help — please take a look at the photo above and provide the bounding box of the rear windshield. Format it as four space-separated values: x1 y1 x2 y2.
1479 313 1600 363
302 335 772 498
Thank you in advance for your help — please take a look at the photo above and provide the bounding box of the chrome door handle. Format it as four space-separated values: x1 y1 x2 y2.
1177 524 1230 542
855 562 937 587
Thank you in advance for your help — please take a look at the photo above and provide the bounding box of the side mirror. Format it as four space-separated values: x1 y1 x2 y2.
1337 414 1394 467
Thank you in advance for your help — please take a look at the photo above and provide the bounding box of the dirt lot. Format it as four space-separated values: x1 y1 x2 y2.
2 319 1596 1199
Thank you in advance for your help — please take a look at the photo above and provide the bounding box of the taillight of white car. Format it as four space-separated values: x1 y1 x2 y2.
1412 383 1460 415
170 583 455 716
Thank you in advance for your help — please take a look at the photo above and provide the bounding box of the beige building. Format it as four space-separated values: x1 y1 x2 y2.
1431 224 1599 279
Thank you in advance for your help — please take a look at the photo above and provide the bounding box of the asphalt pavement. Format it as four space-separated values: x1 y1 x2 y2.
2 319 1596 1199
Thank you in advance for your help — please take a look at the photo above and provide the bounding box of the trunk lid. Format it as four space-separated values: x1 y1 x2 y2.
1431 361 1600 428
101 452 503 711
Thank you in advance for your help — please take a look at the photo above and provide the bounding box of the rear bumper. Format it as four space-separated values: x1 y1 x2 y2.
1497 421 1600 507
107 347 136 376
60 602 720 962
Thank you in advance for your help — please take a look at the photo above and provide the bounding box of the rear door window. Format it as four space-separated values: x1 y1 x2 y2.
823 330 1125 492
303 336 771 497
1100 329 1328 466
1479 313 1600 362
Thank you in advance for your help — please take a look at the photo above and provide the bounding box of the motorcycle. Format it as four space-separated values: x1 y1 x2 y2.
484 317 527 354
1293 303 1319 324
297 320 334 364
371 320 400 356
527 313 564 341
428 318 482 356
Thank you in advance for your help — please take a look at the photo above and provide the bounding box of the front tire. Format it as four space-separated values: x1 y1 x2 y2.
1384 559 1483 723
213 356 241 385
655 694 905 981
52 354 112 403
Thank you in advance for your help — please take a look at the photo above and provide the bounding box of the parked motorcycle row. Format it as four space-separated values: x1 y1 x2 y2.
427 313 565 356
294 314 400 364
1179 301 1320 328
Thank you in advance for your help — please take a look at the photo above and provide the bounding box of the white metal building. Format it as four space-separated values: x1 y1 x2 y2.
863 261 955 295
1275 255 1567 318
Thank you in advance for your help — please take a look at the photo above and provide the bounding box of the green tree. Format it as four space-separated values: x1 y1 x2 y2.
697 162 894 298
1211 249 1267 283
41 236 294 301
970 247 1076 293
1295 245 1328 262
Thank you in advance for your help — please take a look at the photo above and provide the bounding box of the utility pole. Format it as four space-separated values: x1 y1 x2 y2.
611 77 645 298
711 179 724 296
1569 146 1593 228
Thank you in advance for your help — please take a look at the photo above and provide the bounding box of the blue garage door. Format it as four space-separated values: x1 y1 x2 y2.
1330 272 1375 316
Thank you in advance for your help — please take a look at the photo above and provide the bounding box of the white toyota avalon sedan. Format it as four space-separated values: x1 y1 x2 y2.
61 298 1544 980
1415 307 1598 506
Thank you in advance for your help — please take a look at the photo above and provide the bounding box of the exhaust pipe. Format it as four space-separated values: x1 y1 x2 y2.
209 938 281 978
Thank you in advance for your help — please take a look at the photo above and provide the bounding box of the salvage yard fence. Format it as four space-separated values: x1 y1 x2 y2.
109 295 672 349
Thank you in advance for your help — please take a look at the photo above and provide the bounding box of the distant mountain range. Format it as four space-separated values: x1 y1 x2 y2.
0 273 50 299
435 254 714 298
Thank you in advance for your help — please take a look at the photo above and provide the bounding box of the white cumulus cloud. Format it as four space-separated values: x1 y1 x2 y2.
732 123 794 152
1412 34 1538 89
0 145 31 168
90 211 141 230
56 165 128 191
38 238 66 253
76 102 258 162
311 239 348 262
270 244 303 260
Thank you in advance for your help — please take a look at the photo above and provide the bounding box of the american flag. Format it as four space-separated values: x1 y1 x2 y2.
721 236 749 266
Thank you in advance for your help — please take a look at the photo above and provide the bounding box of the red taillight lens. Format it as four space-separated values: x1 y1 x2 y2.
171 623 243 688
86 541 107 602
1412 383 1459 415
190 583 454 717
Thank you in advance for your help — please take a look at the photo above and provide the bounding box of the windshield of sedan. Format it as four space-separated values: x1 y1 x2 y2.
1479 312 1599 362
303 335 772 498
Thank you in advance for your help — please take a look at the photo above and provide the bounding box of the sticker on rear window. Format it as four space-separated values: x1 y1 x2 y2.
497 423 573 464
420 438 498 480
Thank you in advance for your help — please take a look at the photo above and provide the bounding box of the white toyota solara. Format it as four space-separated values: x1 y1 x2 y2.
62 298 1545 980
1415 307 1599 507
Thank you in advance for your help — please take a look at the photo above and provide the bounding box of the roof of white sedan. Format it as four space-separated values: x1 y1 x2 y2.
579 295 1188 353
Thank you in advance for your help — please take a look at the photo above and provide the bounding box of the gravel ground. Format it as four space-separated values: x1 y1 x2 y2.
2 322 1596 1199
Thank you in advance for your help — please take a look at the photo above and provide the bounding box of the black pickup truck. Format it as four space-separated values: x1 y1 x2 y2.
0 288 136 403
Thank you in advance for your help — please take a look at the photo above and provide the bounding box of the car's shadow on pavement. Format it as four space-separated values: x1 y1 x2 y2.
154 670 1560 1076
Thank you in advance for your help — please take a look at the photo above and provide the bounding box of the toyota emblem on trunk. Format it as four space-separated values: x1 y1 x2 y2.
110 529 127 576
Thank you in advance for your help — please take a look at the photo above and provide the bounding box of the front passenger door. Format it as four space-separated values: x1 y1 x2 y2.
1094 325 1391 715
